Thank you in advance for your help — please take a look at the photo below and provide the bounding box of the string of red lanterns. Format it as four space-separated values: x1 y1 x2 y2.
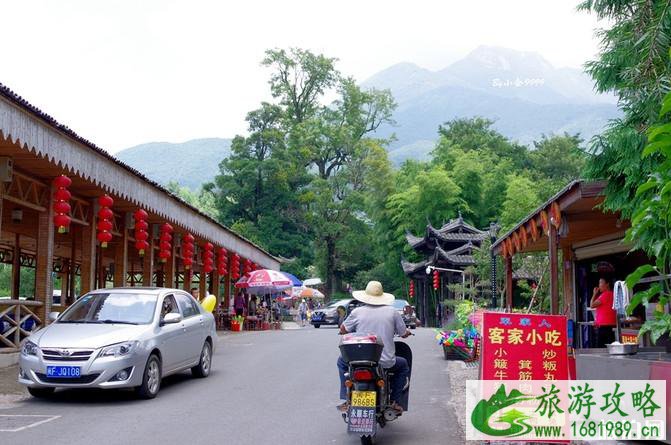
217 248 228 276
409 280 415 298
96 195 114 248
202 242 214 274
52 175 72 233
182 233 195 269
230 253 240 280
133 209 150 256
158 223 173 263
243 258 252 276
432 270 440 290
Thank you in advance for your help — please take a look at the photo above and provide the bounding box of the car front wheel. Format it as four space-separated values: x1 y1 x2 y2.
191 341 212 378
136 354 161 399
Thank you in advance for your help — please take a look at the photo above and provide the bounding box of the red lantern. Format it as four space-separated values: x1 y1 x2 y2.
432 270 440 290
182 233 195 269
217 248 228 276
231 253 240 280
52 175 72 233
550 202 562 229
97 194 114 248
158 223 173 262
409 281 415 298
243 259 252 275
202 242 214 274
133 209 150 256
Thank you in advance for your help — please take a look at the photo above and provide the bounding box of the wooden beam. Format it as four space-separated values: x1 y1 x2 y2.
142 224 155 286
549 224 559 315
113 214 128 287
80 200 97 294
34 189 55 323
505 255 513 310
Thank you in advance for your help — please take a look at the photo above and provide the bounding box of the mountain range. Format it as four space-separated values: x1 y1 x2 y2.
115 46 620 188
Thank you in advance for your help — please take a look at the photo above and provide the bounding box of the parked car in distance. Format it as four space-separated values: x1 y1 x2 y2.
393 299 418 329
310 298 363 328
18 287 216 399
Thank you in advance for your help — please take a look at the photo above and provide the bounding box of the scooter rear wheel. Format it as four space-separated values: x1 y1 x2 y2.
360 435 374 445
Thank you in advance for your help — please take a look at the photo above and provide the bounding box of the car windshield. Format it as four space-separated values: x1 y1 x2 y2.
58 293 157 325
392 299 408 310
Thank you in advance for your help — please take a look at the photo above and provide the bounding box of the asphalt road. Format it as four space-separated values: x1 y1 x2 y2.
0 326 461 444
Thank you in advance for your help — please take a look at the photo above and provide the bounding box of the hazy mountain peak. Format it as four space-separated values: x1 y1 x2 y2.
464 45 554 72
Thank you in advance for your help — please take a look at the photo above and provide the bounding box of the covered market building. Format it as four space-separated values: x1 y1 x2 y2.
0 83 279 351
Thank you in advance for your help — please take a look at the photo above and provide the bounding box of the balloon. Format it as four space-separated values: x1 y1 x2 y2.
201 294 216 313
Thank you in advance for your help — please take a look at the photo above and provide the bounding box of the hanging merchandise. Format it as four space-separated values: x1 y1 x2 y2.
96 195 114 248
528 219 539 242
550 202 562 229
158 223 174 263
52 175 72 233
203 242 214 274
134 209 150 256
182 233 195 269
217 247 228 276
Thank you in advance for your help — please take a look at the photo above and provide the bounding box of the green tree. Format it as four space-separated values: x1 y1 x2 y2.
499 175 541 231
580 0 671 217
529 134 586 200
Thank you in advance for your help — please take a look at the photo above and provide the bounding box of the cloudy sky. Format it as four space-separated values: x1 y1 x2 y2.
1 0 602 152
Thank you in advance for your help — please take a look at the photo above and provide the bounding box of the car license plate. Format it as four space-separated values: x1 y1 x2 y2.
46 366 81 378
351 390 376 407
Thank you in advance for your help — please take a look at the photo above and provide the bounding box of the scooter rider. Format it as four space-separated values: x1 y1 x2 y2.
337 281 411 413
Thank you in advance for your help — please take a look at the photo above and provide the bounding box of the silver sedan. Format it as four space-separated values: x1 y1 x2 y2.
18 287 217 399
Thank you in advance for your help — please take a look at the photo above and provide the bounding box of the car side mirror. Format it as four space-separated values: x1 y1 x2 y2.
161 313 182 326
48 311 60 322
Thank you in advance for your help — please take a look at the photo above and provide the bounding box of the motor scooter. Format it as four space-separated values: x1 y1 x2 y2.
339 333 413 445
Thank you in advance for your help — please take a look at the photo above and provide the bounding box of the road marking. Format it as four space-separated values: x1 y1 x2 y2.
0 414 61 432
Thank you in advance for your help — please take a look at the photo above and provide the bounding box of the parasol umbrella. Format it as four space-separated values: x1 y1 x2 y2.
281 272 303 287
235 269 292 295
299 287 325 299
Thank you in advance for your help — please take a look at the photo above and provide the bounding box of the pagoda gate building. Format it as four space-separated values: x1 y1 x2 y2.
401 214 487 327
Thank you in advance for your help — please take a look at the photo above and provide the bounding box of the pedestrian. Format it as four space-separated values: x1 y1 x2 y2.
298 298 308 327
234 291 246 317
590 277 616 347
249 295 258 317
190 287 200 301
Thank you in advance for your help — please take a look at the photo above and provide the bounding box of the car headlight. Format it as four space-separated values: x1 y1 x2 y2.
22 340 39 356
100 341 139 358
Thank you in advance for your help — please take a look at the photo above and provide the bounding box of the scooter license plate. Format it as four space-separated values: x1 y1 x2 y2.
351 390 376 407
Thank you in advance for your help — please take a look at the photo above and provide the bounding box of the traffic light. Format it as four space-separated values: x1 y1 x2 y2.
433 270 440 290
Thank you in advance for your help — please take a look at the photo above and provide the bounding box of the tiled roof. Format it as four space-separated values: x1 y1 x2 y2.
405 231 426 247
434 245 476 266
401 259 428 274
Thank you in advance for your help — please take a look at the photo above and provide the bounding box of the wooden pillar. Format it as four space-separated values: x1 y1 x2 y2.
199 269 207 298
183 268 192 291
223 273 231 309
562 247 574 317
164 240 176 288
142 225 155 286
67 227 77 304
505 255 513 311
35 194 55 323
212 269 220 304
113 214 128 287
61 261 70 305
80 201 97 294
549 224 559 315
11 233 20 299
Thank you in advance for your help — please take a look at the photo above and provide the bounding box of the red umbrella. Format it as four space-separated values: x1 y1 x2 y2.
235 269 292 294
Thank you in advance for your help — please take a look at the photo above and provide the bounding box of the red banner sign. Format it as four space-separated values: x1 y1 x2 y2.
481 312 569 381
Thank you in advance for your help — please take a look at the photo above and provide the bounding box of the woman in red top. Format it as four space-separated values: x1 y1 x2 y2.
590 278 616 347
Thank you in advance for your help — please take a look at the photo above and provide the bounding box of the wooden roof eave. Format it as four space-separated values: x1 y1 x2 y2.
0 91 279 269
491 180 607 256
